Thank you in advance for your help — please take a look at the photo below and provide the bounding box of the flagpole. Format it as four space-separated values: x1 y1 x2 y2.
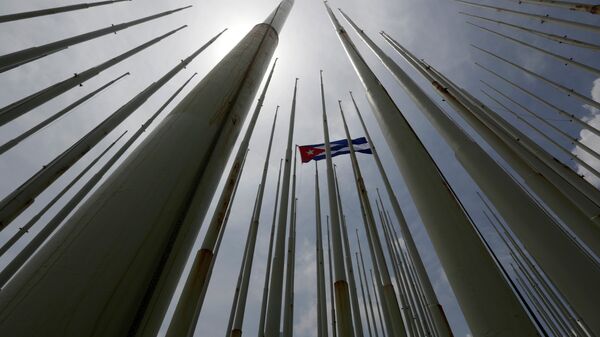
508 0 599 15
459 11 600 51
370 269 388 337
0 72 130 156
258 157 283 337
165 59 281 337
0 28 220 228
0 0 131 23
337 100 407 337
326 218 338 337
356 230 380 337
374 200 418 337
231 111 279 337
333 165 365 337
282 150 298 337
315 162 330 337
380 33 600 227
355 252 375 337
473 44 600 111
324 4 537 336
349 91 452 337
319 70 355 337
0 72 198 288
0 25 186 128
349 9 600 331
467 21 600 77
0 6 192 73
265 77 299 337
455 0 600 33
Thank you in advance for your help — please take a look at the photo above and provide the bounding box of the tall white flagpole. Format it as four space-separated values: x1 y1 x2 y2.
315 163 330 337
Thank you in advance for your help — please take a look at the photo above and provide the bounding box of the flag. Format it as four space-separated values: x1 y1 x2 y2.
298 137 372 163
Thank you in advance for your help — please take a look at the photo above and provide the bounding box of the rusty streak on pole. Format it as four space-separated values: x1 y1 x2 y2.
0 0 131 23
455 0 600 33
0 73 198 289
164 58 282 337
0 25 186 128
459 12 600 51
0 29 221 230
0 72 130 156
0 6 191 73
258 158 283 337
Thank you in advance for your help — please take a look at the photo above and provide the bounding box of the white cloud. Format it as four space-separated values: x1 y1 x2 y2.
572 78 600 187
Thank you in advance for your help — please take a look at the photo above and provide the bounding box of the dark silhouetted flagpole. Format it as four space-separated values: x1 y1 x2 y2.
0 1 289 332
258 157 283 337
163 58 281 337
325 4 541 336
0 72 198 289
0 0 131 23
0 25 186 128
315 162 329 337
459 11 600 51
0 30 222 229
0 6 191 73
0 72 130 156
456 0 600 33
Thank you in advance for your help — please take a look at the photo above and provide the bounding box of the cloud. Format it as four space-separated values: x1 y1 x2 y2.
572 78 600 187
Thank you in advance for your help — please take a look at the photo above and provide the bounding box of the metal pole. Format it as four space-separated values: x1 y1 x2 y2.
514 274 562 337
380 34 600 240
319 70 355 337
455 0 600 33
357 230 380 337
473 44 600 111
226 186 262 337
231 111 279 337
337 100 407 337
481 80 600 163
329 8 539 336
475 61 600 139
370 269 388 337
374 200 419 337
0 25 186 127
0 129 127 257
165 58 282 337
459 11 600 51
327 219 338 337
467 21 600 77
481 89 600 181
315 162 330 337
0 2 292 335
0 72 130 156
0 30 221 229
349 91 453 337
0 6 191 73
355 251 375 337
0 0 131 23
509 0 600 15
258 158 283 337
264 75 299 337
333 165 365 337
0 72 198 289
282 151 298 337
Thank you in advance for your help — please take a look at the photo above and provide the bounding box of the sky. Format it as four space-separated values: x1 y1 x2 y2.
0 1 599 337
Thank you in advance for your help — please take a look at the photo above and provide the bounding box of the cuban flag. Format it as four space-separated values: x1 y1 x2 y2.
298 137 372 163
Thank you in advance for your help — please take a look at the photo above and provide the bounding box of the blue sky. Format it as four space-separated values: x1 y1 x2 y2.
0 1 598 336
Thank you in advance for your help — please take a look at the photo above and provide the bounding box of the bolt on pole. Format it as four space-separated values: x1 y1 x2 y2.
0 0 131 23
0 6 191 73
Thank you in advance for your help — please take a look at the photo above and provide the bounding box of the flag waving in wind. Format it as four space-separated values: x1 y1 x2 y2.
298 137 372 163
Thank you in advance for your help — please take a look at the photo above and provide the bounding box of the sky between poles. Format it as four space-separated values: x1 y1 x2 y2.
0 0 599 337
